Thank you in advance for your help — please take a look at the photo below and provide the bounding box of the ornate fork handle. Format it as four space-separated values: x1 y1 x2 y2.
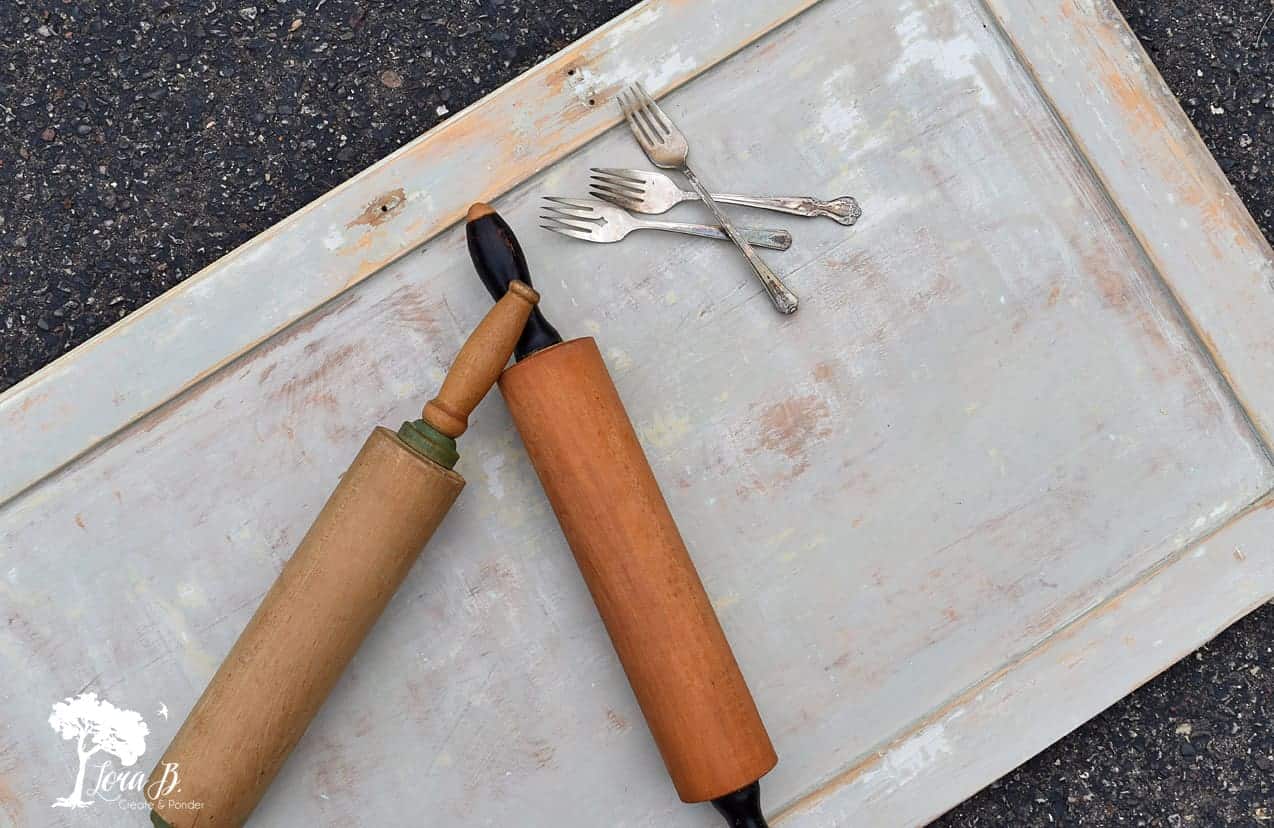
711 193 863 226
682 167 799 314
643 221 792 251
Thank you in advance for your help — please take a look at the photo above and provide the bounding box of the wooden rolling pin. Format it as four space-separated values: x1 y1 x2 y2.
467 203 777 827
145 275 538 828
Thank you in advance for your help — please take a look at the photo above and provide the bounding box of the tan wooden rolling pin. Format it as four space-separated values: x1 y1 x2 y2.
468 203 777 827
145 272 538 828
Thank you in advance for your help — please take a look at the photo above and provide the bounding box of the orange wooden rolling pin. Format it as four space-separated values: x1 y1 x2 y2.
468 203 777 827
145 274 538 828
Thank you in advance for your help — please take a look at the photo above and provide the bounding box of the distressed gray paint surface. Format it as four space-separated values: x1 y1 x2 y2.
783 499 1274 825
2 0 1272 826
984 0 1274 447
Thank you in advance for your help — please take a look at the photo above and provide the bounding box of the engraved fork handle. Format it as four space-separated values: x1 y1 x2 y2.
637 220 792 251
680 166 799 314
709 193 863 226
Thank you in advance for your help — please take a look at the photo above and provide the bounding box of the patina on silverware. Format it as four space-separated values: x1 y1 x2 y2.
617 82 798 314
539 197 792 250
590 168 862 226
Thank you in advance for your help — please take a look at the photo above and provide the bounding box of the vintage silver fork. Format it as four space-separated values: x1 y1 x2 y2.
539 198 792 250
590 168 862 226
617 82 799 314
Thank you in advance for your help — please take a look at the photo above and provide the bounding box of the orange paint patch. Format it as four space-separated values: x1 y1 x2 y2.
758 394 832 464
311 734 362 803
17 390 49 415
606 708 631 733
274 344 357 402
1086 256 1129 309
747 396 834 488
530 740 557 769
1103 68 1167 135
0 773 21 827
347 188 407 229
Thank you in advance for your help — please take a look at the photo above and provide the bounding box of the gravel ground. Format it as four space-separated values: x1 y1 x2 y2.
1 0 1271 824
0 0 641 388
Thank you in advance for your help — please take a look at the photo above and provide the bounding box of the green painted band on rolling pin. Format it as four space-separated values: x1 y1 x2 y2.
397 418 460 470
150 811 174 828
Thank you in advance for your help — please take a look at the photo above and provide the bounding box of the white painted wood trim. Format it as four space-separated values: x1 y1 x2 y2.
982 0 1274 449
769 5 1274 820
0 0 825 506
776 496 1274 826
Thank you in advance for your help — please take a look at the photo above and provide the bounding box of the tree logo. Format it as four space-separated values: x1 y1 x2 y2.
48 692 150 809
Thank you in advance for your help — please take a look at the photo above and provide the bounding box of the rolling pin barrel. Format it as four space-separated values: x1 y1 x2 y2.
147 277 538 827
497 337 777 803
147 427 463 827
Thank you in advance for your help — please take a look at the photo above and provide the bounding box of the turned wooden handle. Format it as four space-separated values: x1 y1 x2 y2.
423 280 538 438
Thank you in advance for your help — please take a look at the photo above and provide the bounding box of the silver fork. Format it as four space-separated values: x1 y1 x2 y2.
539 198 792 250
617 82 798 314
591 168 862 226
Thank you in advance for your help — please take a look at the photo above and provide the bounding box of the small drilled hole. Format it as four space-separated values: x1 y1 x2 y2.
588 98 595 106
567 68 575 76
380 205 388 212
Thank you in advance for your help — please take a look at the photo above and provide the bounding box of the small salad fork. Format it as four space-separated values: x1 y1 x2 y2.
539 198 792 250
590 168 861 226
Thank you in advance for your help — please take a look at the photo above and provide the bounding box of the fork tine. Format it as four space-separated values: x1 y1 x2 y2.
590 191 643 212
544 196 603 211
541 196 597 216
589 190 644 213
631 105 662 144
637 83 669 129
588 176 644 197
539 214 594 233
616 88 639 128
633 82 670 136
539 207 592 225
540 223 593 242
620 88 658 147
589 170 642 185
589 182 642 201
540 211 593 230
589 167 647 185
628 90 664 145
587 181 639 201
616 87 634 112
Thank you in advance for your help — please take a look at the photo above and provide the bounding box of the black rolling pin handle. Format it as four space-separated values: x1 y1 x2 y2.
465 202 561 361
712 781 770 828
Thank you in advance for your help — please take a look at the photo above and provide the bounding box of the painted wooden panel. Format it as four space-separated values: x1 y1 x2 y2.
2 0 1272 826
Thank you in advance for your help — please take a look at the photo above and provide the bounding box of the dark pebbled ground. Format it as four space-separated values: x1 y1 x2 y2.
937 603 1274 826
2 1 1272 825
0 0 642 388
